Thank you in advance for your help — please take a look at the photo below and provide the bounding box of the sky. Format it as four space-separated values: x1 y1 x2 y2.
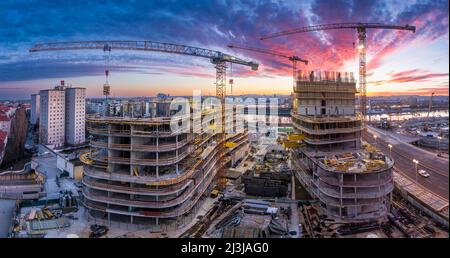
0 0 448 100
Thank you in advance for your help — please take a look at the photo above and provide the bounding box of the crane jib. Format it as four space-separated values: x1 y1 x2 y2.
29 40 258 70
260 23 416 40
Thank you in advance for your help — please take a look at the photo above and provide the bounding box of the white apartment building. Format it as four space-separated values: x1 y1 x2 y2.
31 94 40 125
38 81 86 148
39 88 66 148
65 88 86 145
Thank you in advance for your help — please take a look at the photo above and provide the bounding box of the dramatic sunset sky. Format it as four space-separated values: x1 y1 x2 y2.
0 0 448 99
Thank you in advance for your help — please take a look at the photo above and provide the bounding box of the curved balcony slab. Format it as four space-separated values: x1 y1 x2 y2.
82 176 192 196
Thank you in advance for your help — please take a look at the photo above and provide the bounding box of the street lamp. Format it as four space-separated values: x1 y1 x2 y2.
413 159 419 184
388 144 393 158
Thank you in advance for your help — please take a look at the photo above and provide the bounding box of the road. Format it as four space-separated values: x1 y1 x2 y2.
0 199 15 237
33 153 64 199
365 126 449 200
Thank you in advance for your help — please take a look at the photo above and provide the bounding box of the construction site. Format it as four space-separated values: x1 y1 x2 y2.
1 18 448 239
290 70 394 222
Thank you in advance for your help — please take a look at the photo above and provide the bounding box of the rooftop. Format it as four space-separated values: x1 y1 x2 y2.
296 70 356 83
317 143 393 173
0 113 10 122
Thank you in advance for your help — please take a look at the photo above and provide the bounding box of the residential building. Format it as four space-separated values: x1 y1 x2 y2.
31 94 40 125
65 88 86 145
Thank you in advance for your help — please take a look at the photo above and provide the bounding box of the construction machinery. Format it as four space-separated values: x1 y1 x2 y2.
260 23 416 128
424 92 435 132
228 44 308 85
29 41 258 103
30 40 258 193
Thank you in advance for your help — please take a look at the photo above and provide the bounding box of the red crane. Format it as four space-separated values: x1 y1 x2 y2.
228 44 308 86
260 22 416 128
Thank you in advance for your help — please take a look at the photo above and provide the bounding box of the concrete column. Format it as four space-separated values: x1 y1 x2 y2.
354 174 357 206
176 135 179 175
340 174 343 218
156 132 159 152
156 126 159 178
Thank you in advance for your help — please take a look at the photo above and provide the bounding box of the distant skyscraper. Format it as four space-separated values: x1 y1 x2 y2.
65 87 86 145
31 94 40 125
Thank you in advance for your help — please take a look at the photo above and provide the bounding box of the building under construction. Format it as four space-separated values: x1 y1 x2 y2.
291 70 394 222
80 99 249 227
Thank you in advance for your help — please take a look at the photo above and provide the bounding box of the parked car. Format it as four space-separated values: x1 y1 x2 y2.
89 224 108 238
418 169 430 178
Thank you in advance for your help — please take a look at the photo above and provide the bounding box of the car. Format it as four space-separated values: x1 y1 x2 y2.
418 169 430 178
89 224 108 238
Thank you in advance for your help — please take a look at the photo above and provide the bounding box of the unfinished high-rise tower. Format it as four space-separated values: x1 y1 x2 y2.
291 70 394 222
80 98 249 228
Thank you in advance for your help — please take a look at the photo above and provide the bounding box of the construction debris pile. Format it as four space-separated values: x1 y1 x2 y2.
10 191 79 238
242 145 292 197
320 143 391 173
208 199 292 238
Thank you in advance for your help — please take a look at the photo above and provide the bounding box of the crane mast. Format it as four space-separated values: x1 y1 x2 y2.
260 22 416 129
425 92 435 132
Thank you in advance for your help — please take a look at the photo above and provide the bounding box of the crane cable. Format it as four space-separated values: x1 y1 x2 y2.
229 62 233 96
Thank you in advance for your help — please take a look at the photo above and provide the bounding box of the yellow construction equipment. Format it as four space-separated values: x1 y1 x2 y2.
287 134 306 141
224 141 237 148
210 189 220 198
133 167 139 176
79 152 93 165
364 144 377 153
208 124 217 130
281 140 301 149
342 152 353 158
336 164 348 171
344 161 355 167
194 136 202 145
329 158 338 166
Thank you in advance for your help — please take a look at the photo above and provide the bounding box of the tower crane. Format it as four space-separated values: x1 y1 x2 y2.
228 44 308 85
424 92 435 132
103 44 111 99
29 40 258 138
260 22 416 129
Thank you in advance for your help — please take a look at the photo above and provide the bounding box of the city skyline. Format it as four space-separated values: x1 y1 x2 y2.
0 0 448 100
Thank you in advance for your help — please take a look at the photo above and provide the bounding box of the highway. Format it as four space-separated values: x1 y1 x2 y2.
364 126 449 200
